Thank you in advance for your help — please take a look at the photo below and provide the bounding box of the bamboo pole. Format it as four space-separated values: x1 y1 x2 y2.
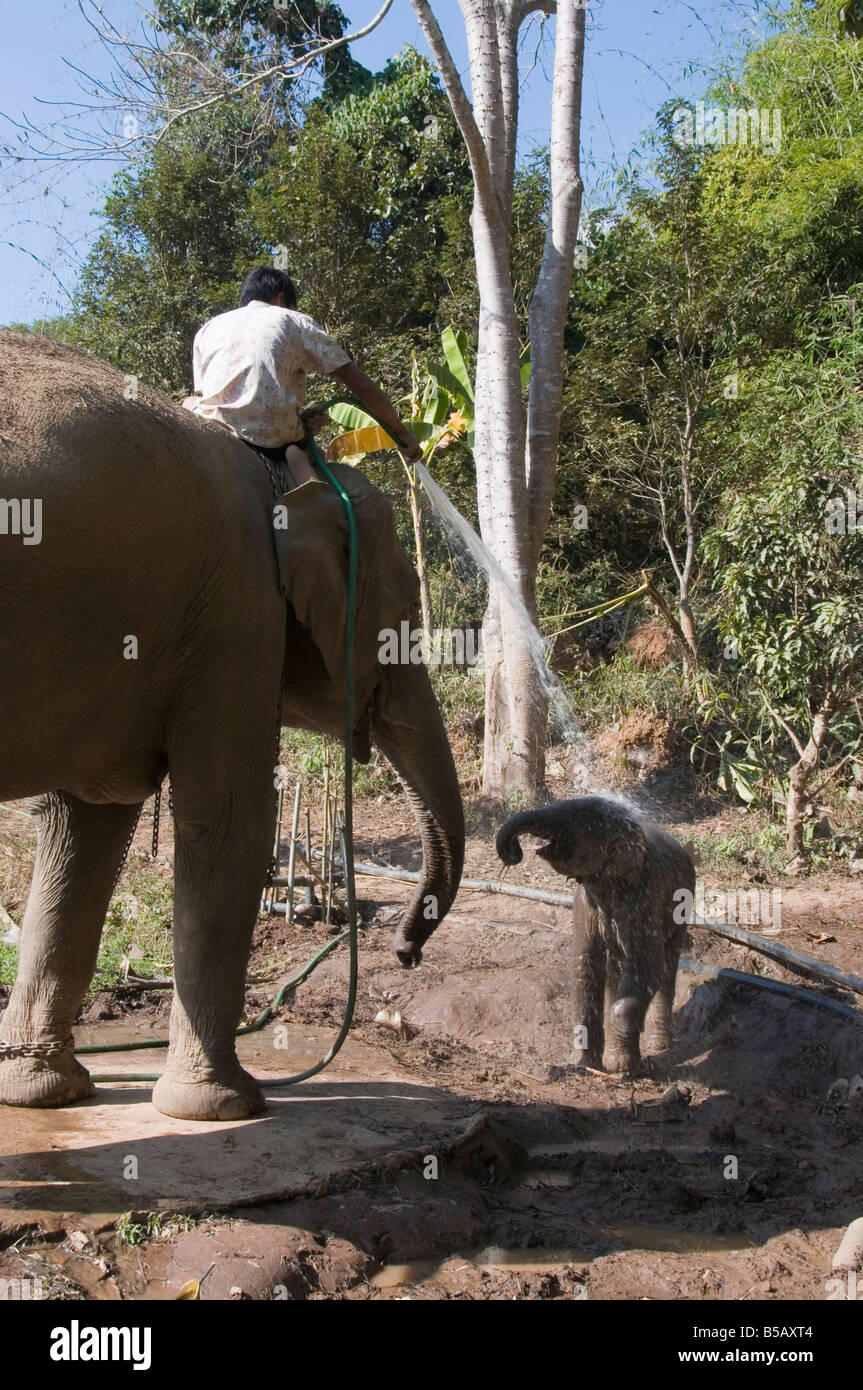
263 784 285 914
408 470 433 637
352 859 571 906
692 916 863 998
273 848 326 891
272 784 285 913
322 747 331 906
285 782 302 923
325 798 338 926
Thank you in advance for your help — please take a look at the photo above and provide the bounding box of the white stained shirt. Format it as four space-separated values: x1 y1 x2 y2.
184 299 351 447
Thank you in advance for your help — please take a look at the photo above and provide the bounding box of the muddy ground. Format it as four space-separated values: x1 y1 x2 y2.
1 777 862 1302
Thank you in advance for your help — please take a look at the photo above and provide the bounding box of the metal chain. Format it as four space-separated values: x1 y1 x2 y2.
0 1038 71 1058
109 801 145 900
265 698 284 892
150 778 174 859
152 785 161 858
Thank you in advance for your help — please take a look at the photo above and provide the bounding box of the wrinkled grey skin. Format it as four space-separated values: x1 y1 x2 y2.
496 796 694 1074
0 332 464 1121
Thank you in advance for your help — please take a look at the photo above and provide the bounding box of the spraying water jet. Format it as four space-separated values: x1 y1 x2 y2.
414 460 600 789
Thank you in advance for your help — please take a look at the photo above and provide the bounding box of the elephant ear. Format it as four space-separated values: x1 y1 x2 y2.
273 471 420 702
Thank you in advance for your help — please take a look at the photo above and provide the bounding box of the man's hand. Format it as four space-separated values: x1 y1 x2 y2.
299 405 329 436
398 431 423 463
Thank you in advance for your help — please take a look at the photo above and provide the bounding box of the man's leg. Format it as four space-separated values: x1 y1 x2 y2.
285 444 318 487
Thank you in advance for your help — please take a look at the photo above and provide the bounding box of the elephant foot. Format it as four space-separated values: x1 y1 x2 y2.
0 1041 95 1108
644 1032 673 1056
152 1066 266 1122
602 1042 640 1076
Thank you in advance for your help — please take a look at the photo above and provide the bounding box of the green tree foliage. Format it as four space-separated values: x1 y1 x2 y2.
541 2 863 828
705 311 861 717
251 48 472 362
68 49 475 398
703 0 863 333
65 0 383 392
71 108 263 394
153 0 366 99
704 302 863 842
1 317 77 340
561 115 756 651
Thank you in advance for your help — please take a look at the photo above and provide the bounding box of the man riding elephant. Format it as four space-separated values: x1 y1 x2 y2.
182 266 422 485
0 325 463 1122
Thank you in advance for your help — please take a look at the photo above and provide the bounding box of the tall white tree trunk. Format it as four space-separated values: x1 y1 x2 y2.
411 0 586 799
525 0 585 575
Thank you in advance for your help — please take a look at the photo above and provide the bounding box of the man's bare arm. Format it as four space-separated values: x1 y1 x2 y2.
331 361 421 461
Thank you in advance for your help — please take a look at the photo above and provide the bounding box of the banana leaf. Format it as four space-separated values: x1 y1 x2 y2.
441 326 474 403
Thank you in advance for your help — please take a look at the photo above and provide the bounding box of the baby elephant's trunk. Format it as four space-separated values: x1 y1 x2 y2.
496 806 570 865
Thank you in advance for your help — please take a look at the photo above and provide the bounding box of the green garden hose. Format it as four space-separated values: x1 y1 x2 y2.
261 427 360 1086
83 400 400 1090
81 929 349 1060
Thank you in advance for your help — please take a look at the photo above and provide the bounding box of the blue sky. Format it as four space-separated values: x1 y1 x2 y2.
0 0 771 325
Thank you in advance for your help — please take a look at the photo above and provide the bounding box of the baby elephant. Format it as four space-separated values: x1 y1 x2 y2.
496 796 694 1074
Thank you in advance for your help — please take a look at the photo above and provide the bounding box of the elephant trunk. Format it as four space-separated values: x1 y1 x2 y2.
369 661 464 967
496 805 569 866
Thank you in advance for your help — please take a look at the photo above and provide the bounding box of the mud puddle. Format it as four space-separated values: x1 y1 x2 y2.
372 1226 755 1288
71 1017 407 1082
373 1247 592 1287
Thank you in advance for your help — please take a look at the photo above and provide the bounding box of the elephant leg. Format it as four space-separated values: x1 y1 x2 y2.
570 903 604 1068
0 792 141 1108
151 716 276 1122
603 944 653 1075
644 927 685 1055
601 953 622 1066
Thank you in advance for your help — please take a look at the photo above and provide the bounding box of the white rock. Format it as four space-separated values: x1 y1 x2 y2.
832 1218 863 1272
827 1078 850 1106
375 1006 401 1030
374 1007 415 1040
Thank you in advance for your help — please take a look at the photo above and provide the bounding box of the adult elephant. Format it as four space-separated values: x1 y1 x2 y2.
0 331 464 1121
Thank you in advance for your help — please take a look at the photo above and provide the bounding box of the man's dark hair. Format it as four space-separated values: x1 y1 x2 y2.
239 266 297 309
